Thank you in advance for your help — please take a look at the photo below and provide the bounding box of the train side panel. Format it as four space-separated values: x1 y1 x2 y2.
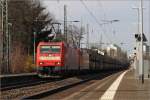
79 49 89 70
64 45 79 70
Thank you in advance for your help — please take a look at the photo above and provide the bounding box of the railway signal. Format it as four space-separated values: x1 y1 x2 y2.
134 33 147 42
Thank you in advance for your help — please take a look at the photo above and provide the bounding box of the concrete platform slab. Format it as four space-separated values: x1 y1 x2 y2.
114 70 150 100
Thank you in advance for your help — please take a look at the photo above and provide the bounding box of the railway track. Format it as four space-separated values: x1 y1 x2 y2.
22 76 91 99
1 78 61 91
1 73 37 87
0 73 64 91
1 75 76 99
1 70 123 99
22 71 119 99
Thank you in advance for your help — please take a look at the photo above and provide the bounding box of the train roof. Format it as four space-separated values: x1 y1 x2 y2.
38 41 65 45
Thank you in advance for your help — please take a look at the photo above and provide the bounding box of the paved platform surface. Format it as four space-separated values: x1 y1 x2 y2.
114 69 150 100
44 69 150 100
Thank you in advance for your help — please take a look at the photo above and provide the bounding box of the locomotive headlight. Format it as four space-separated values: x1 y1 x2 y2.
39 62 43 65
55 62 60 65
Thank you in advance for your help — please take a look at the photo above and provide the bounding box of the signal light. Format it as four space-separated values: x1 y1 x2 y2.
134 47 136 50
134 33 147 42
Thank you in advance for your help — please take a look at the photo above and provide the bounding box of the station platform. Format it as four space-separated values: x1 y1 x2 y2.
113 69 150 100
60 69 150 100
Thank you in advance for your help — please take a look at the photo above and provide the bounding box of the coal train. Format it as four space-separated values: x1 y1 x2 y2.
36 41 129 77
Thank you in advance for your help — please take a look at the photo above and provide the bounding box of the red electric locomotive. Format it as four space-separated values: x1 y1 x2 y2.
36 41 80 77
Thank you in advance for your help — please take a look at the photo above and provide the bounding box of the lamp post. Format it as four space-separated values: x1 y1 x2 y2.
139 0 144 84
8 22 12 73
133 0 144 83
33 32 36 66
0 1 3 70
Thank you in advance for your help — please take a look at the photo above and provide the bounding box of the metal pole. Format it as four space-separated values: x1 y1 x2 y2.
139 0 144 83
100 33 102 49
8 23 12 73
2 0 9 73
86 24 89 49
64 5 67 43
33 32 36 65
0 1 3 33
1 0 4 73
138 9 140 35
0 0 3 72
79 18 82 48
78 19 83 71
71 22 73 45
6 0 9 73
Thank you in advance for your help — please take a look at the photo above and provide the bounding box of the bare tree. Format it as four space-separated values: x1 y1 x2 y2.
67 24 85 47
7 0 55 73
8 0 54 53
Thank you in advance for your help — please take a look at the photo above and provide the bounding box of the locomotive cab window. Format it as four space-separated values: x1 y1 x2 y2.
40 45 61 53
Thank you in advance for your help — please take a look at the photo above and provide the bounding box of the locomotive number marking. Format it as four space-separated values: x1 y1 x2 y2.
40 56 61 60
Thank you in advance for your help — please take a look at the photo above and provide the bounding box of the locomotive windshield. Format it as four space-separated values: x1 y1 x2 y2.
40 45 61 53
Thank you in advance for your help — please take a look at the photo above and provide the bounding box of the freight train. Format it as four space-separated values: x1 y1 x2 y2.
36 41 129 77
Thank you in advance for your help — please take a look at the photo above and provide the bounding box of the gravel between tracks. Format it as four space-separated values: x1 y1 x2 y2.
1 76 85 99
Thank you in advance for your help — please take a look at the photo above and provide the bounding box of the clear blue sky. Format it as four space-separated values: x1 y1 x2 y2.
42 0 150 55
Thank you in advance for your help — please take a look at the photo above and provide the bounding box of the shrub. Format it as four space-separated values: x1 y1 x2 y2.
24 56 36 73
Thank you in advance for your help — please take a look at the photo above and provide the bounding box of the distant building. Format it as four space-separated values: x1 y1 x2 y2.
105 44 128 63
106 44 122 58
